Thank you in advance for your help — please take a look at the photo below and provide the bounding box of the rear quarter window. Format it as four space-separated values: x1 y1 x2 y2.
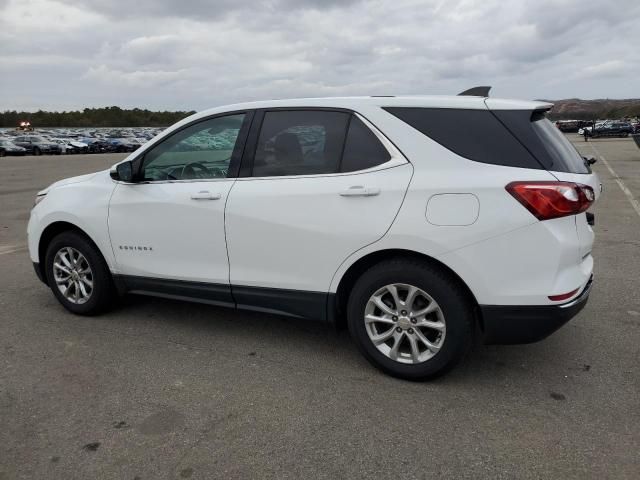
528 113 589 173
491 110 590 174
340 116 391 172
384 107 544 170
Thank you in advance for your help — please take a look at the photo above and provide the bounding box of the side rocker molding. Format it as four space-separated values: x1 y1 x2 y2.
113 275 331 322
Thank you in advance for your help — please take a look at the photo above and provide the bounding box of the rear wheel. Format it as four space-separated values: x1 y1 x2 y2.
44 231 115 315
33 147 41 156
347 259 473 380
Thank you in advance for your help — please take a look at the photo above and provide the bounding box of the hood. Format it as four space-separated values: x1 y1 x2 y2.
37 171 100 196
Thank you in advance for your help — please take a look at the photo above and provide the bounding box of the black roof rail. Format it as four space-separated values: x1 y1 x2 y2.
457 86 491 97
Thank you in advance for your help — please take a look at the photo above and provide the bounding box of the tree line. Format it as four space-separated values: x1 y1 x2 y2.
0 107 196 128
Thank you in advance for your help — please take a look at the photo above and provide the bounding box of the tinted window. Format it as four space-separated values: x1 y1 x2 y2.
493 110 589 173
529 113 589 173
384 107 544 170
141 114 245 181
252 110 349 177
340 116 391 172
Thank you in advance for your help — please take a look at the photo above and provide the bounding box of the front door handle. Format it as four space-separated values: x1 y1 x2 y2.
339 186 381 197
190 191 222 200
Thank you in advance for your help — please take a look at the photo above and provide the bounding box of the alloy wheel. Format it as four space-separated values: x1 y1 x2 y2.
52 247 94 305
364 283 446 364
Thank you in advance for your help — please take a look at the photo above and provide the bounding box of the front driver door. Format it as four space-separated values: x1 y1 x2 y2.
108 112 251 303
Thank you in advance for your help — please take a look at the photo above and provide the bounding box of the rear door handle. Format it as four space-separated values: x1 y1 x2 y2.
190 191 222 200
339 186 380 197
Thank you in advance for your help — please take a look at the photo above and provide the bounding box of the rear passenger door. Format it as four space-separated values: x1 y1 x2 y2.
225 109 413 317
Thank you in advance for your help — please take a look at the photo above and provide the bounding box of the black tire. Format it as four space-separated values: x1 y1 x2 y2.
44 231 115 315
0 149 5 157
33 147 41 156
347 259 474 380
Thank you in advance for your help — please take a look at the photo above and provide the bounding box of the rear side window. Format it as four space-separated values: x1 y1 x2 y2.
528 113 589 173
340 116 391 172
384 107 543 170
491 110 589 173
252 110 349 177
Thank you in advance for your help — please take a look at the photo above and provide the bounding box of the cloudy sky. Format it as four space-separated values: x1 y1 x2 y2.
1 0 638 112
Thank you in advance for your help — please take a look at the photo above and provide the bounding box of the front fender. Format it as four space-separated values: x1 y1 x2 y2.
27 170 116 269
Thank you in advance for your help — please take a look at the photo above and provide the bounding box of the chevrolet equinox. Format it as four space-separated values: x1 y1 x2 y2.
28 89 600 379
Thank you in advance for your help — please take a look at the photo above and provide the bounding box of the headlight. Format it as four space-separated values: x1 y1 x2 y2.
34 193 47 206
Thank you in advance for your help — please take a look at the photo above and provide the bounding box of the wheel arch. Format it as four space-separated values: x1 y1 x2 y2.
37 221 108 286
332 249 482 331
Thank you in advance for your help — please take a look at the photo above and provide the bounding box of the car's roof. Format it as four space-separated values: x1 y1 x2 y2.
194 95 552 118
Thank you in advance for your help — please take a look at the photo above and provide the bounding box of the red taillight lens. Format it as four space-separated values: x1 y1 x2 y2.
548 289 579 301
506 181 594 221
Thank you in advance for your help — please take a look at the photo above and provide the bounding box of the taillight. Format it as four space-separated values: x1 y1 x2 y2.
505 181 595 221
548 289 579 301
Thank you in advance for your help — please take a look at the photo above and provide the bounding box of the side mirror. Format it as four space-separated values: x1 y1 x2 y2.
583 156 597 166
110 160 135 182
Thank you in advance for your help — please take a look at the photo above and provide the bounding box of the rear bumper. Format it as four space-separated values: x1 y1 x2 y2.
480 275 593 344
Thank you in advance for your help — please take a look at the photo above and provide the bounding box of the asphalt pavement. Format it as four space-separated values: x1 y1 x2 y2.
0 139 638 479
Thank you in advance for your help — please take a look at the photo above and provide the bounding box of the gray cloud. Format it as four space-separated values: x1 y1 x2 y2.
56 0 359 20
1 0 638 111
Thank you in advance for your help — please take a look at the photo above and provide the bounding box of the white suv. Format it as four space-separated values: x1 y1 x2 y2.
28 90 600 379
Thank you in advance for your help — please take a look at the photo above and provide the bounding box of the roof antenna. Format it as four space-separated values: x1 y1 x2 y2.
458 86 491 97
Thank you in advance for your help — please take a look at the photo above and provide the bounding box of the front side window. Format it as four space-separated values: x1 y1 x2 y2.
252 110 350 177
141 113 246 181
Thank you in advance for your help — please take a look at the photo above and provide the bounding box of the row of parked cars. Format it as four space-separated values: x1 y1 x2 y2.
0 127 163 157
556 119 639 137
578 120 638 138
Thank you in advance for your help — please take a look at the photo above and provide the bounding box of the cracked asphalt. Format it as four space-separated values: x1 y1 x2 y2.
0 138 638 479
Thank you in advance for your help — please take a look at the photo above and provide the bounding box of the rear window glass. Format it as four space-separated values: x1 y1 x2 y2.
384 107 544 170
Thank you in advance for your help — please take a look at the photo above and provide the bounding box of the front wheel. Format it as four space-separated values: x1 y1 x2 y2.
33 147 41 156
44 231 115 315
347 259 473 380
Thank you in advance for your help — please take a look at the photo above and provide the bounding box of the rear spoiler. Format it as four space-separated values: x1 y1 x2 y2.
458 86 491 97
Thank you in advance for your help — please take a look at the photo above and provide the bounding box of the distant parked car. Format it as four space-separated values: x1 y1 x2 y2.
12 135 62 155
87 139 117 154
555 120 581 133
107 139 139 152
50 138 89 154
0 139 27 156
69 139 89 153
583 122 633 138
50 138 74 154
